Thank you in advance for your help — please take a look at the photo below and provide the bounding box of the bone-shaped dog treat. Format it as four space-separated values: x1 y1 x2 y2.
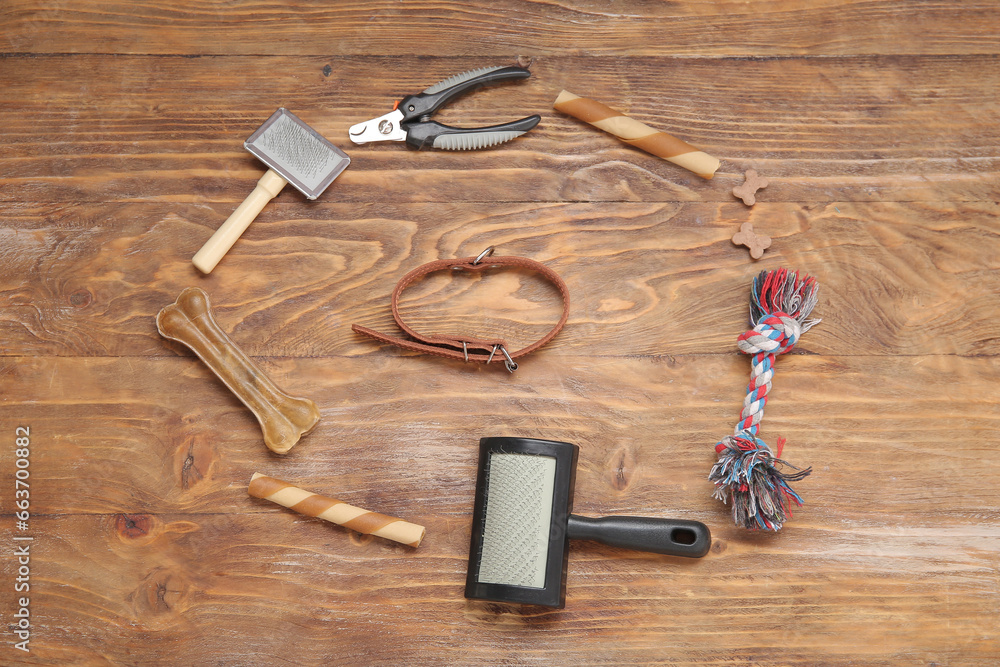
156 287 320 454
732 222 772 260
733 169 769 206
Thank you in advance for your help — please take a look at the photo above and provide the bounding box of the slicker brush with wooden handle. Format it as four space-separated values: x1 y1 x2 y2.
192 108 351 273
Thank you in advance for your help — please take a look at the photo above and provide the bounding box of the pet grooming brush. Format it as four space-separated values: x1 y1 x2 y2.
465 437 711 608
192 108 351 274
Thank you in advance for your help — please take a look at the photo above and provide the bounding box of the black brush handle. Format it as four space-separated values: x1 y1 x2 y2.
566 515 711 558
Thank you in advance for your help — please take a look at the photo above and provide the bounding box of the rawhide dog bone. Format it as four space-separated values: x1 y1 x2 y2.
156 287 320 454
249 473 425 547
553 90 720 179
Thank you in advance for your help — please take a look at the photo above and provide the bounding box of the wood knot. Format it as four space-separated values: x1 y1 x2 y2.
711 539 727 554
465 600 554 625
485 602 514 616
733 169 769 206
68 288 92 308
348 531 376 547
126 566 192 626
116 513 152 539
732 222 771 260
178 437 212 490
606 446 637 492
322 64 332 77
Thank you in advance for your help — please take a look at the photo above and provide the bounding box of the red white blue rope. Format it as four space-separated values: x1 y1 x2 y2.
709 269 820 531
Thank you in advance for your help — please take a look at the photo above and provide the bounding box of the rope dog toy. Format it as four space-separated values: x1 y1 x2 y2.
709 269 821 531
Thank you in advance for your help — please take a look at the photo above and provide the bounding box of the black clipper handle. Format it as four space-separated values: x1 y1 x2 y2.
404 115 541 150
398 66 532 122
567 515 712 558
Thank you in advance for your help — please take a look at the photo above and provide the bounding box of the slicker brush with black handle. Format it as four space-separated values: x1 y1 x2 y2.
466 437 711 608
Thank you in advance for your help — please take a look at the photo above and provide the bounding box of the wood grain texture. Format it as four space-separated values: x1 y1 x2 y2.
1 353 998 663
2 201 999 358
5 511 997 665
1 55 998 204
2 2 1000 665
2 1 1000 56
3 353 1000 519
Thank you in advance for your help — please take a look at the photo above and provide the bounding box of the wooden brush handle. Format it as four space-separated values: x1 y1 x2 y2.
192 168 287 274
156 287 320 454
249 473 425 547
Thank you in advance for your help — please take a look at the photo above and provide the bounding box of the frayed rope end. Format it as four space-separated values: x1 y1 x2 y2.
749 268 821 333
709 433 811 531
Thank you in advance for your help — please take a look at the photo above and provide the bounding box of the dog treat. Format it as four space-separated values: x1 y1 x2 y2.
553 90 720 179
249 473 425 547
732 222 771 260
733 169 769 206
156 287 320 454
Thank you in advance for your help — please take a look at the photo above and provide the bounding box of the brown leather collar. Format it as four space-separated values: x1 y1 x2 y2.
352 248 569 372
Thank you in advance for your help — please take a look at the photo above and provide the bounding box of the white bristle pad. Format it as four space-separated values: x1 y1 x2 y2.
477 453 556 589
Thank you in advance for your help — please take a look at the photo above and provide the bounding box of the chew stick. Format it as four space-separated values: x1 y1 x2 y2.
553 90 720 179
248 473 425 548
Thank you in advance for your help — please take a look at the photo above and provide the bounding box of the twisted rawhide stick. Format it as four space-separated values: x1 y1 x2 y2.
553 90 721 179
249 473 425 547
709 269 820 531
156 287 320 454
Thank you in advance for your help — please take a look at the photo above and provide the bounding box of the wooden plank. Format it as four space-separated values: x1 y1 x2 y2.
2 55 998 204
3 353 999 519
1 352 998 663
2 4 999 664
2 1 999 57
2 201 999 359
0 511 995 665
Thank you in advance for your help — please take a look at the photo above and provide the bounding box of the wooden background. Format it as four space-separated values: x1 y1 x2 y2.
2 1 999 665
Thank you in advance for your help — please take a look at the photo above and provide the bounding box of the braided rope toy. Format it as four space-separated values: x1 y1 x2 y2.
709 269 821 531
